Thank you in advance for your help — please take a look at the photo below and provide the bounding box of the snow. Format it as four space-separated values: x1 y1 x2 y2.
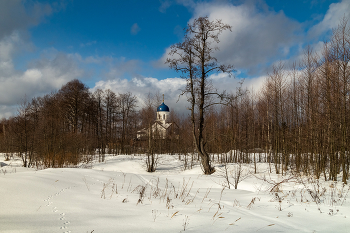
1 154 349 233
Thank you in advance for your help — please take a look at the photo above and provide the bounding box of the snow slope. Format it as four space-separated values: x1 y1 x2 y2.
1 154 349 233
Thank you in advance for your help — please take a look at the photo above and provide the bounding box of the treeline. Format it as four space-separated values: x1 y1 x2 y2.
0 80 186 168
0 80 140 167
198 18 350 183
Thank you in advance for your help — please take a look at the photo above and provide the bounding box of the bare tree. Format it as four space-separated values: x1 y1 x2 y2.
330 17 350 183
93 89 106 161
117 92 137 154
59 79 90 134
104 89 118 153
166 16 233 174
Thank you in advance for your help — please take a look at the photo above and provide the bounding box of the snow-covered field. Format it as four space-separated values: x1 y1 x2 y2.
1 153 349 233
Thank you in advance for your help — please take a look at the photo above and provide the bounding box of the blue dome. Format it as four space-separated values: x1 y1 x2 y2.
157 102 169 112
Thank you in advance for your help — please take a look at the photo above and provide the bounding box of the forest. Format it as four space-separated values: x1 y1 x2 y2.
0 18 349 184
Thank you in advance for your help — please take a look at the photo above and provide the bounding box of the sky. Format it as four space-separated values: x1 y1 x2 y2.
0 0 349 118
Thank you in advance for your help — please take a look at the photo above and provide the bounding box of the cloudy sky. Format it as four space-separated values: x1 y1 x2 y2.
0 0 349 118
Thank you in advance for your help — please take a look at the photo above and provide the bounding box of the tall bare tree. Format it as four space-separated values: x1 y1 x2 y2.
166 16 233 174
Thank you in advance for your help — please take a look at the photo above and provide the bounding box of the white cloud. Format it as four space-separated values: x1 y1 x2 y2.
197 2 300 72
242 75 267 93
0 31 35 76
92 76 188 114
131 23 141 35
0 36 145 117
0 0 66 118
157 1 301 75
153 47 175 68
0 35 86 116
0 105 18 119
0 58 84 104
309 0 350 38
208 72 266 95
90 73 264 116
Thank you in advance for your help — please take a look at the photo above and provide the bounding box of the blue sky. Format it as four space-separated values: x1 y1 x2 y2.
0 0 349 118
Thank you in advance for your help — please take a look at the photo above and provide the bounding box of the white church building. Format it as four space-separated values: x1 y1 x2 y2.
137 100 179 140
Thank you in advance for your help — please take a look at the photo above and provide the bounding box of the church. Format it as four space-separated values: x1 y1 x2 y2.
137 99 179 140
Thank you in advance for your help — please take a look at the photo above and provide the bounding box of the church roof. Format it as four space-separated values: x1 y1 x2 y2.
158 122 172 129
157 102 169 112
